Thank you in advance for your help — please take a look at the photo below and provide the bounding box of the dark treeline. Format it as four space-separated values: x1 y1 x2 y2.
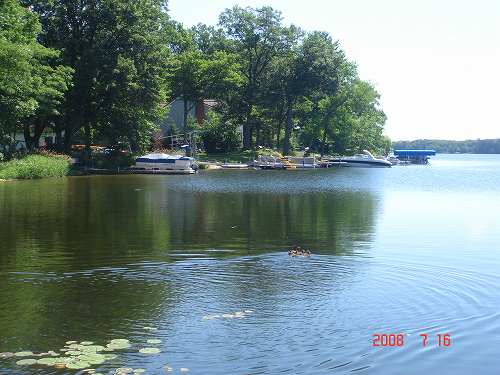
0 0 390 160
393 139 500 154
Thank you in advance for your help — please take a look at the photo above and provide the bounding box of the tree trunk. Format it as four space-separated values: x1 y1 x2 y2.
32 119 45 150
23 118 45 152
63 129 73 153
255 123 261 148
242 104 253 150
320 121 329 157
183 98 188 138
23 124 34 151
282 101 293 156
276 120 282 149
83 122 92 165
55 120 63 152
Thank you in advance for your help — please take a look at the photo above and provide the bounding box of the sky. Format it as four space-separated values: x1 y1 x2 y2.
169 0 500 141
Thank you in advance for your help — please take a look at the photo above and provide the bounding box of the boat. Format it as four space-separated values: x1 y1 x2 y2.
332 150 392 168
220 163 249 169
393 149 436 164
130 153 196 174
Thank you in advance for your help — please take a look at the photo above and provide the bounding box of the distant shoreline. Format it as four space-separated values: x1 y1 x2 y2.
392 139 500 154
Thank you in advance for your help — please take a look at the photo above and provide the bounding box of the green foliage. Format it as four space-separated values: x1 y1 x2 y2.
167 24 242 134
0 0 72 155
0 153 71 179
199 111 240 153
392 139 500 154
1 1 390 161
25 0 172 152
219 6 289 150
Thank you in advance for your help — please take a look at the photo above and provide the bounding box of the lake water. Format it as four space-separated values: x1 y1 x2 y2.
1 154 499 374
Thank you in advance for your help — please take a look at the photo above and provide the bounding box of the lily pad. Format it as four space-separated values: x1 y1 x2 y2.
66 350 83 356
107 339 131 350
79 345 105 355
16 358 37 366
139 347 161 355
66 360 91 369
133 369 146 374
52 356 77 365
14 351 34 357
78 353 107 365
146 339 162 344
0 352 14 358
37 357 58 366
110 339 130 344
80 341 94 345
180 368 190 372
107 342 131 350
66 340 77 344
115 368 134 374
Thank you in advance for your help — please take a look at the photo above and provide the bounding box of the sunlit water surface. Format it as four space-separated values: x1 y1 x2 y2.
1 154 499 374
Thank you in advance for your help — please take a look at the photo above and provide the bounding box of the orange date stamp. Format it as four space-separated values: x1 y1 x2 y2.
372 333 452 347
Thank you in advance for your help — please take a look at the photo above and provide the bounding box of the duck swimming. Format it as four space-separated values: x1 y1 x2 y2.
288 245 311 257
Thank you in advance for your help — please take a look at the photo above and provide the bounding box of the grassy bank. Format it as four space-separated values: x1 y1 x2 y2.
0 154 72 180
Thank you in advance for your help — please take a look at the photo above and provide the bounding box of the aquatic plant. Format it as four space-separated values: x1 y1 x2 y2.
107 339 132 350
139 347 161 354
37 357 58 366
0 336 192 373
114 368 133 374
16 358 37 365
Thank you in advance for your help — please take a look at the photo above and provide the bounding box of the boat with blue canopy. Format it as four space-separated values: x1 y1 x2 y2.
130 153 196 174
394 150 436 164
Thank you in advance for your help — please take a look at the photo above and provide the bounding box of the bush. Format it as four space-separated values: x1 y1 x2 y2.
0 153 71 179
200 111 240 154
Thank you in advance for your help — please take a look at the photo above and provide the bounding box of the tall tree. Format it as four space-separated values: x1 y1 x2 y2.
219 6 286 150
168 46 242 135
0 0 72 156
25 0 172 154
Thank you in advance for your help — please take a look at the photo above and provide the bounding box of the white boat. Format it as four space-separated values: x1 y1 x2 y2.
220 163 249 169
130 153 196 174
336 150 392 168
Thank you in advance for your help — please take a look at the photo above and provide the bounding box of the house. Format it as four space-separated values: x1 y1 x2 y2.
12 131 57 151
159 98 218 136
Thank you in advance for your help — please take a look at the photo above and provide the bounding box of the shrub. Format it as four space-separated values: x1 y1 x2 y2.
0 153 71 179
200 111 240 154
